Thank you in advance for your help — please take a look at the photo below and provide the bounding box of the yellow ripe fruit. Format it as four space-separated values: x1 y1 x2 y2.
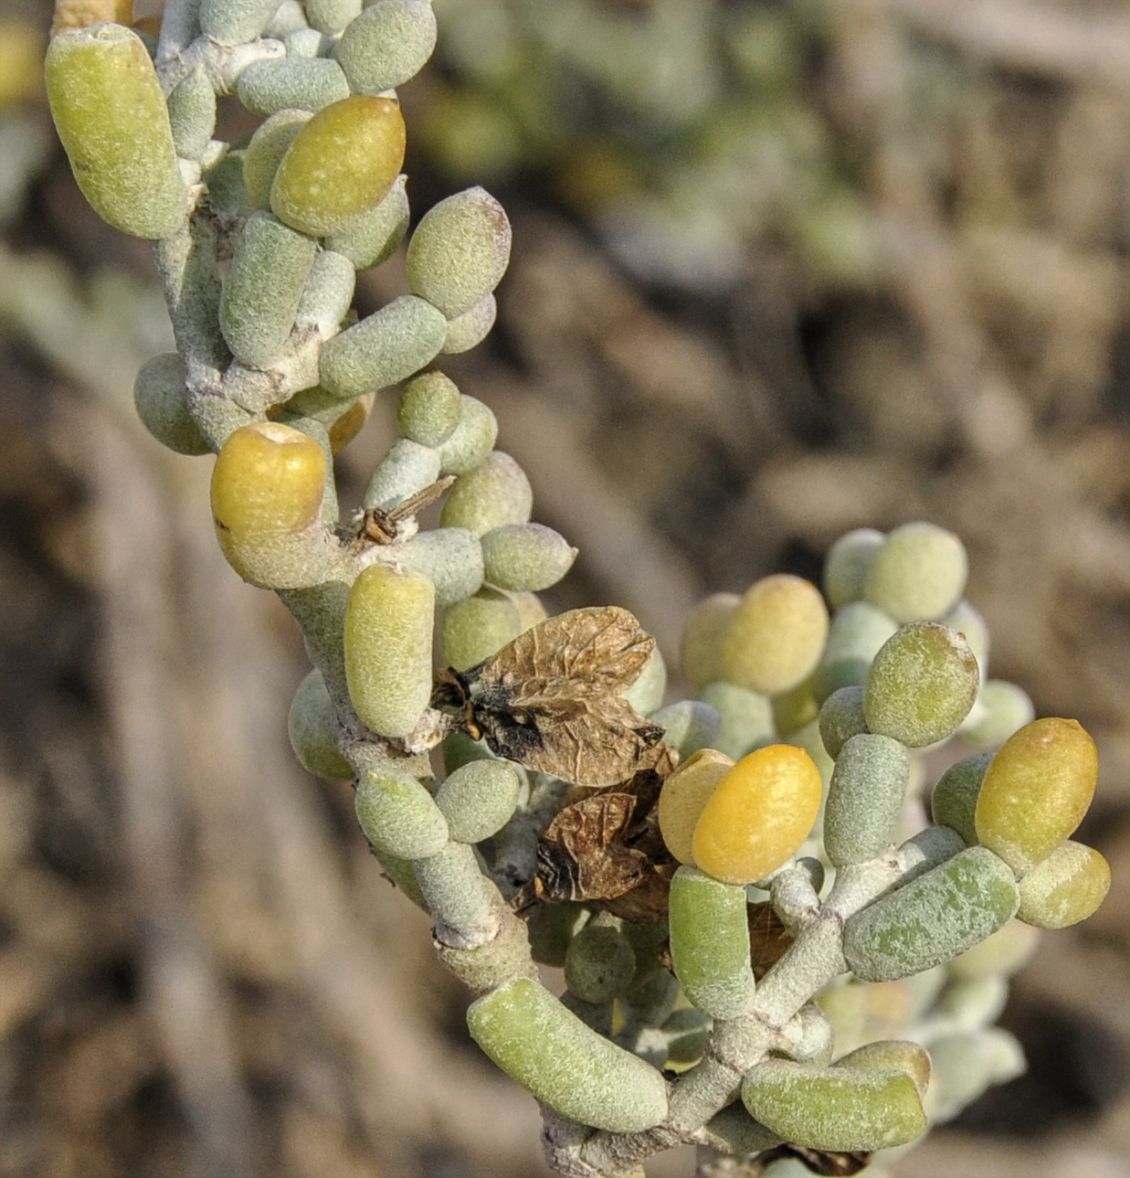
657 748 734 865
692 744 822 885
720 574 830 696
210 423 325 581
271 95 406 238
974 717 1099 875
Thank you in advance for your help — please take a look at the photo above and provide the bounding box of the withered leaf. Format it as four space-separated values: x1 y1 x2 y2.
529 760 677 923
433 606 666 787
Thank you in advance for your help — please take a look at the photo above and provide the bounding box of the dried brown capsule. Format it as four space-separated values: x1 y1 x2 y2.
433 606 666 787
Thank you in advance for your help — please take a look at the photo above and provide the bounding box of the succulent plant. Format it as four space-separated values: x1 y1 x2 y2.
45 4 1110 1176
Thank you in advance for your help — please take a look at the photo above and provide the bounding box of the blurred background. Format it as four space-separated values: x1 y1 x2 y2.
2 0 1130 1175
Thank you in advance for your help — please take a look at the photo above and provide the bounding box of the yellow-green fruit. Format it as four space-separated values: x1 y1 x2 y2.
210 422 326 584
658 748 733 865
344 564 435 739
974 717 1099 875
45 25 187 239
1017 841 1111 928
681 593 739 692
271 95 405 237
692 744 822 885
864 521 968 623
467 977 668 1133
720 575 830 696
864 622 980 748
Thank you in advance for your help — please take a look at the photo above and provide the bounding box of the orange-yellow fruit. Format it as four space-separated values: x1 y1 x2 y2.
691 744 822 885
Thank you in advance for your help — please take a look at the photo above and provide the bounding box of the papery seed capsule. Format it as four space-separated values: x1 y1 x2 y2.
237 57 351 118
823 527 884 609
467 977 668 1133
355 767 448 860
960 680 1035 748
334 0 438 92
648 700 721 759
397 371 462 446
817 685 868 760
381 528 484 608
481 523 577 592
271 95 406 237
133 353 210 456
439 451 532 537
46 25 187 239
681 593 740 692
436 395 499 475
220 212 317 369
243 109 310 210
824 734 910 866
435 759 521 844
864 521 968 623
974 717 1098 874
930 752 991 846
741 1059 926 1152
441 588 522 671
564 922 636 1004
811 601 898 704
326 174 409 269
1016 840 1111 928
864 622 979 748
442 292 497 354
692 744 822 885
668 866 755 1019
658 749 733 865
210 422 326 585
288 668 352 781
843 847 1019 982
697 681 774 761
344 563 435 739
319 295 447 400
720 574 829 696
406 187 512 318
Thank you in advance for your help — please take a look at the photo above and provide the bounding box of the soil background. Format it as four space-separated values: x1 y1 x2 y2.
2 2 1130 1176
